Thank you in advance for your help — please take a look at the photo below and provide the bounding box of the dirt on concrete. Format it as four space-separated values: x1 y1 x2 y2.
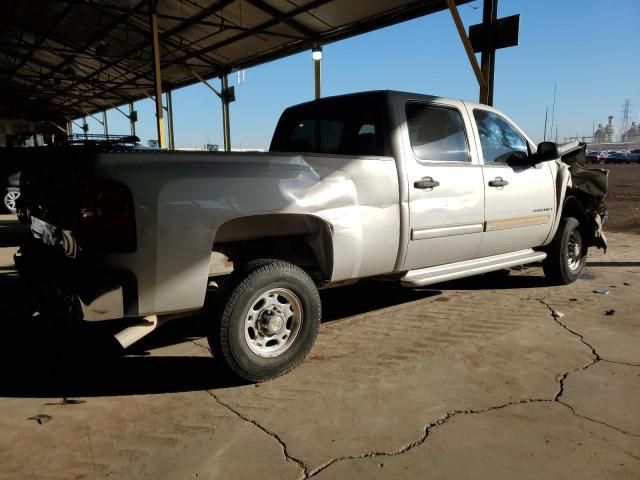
597 164 640 234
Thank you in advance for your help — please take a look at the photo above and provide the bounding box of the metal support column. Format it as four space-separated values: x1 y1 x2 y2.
314 60 321 99
82 117 88 140
66 120 72 136
102 111 109 138
479 0 497 106
166 90 175 150
312 46 322 99
221 75 231 152
149 6 166 148
128 102 136 137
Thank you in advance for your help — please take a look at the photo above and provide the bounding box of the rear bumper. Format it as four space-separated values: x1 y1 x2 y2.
15 240 138 321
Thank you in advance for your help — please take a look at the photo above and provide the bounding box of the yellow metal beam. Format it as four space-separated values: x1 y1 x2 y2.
149 10 166 148
190 68 222 98
446 0 487 89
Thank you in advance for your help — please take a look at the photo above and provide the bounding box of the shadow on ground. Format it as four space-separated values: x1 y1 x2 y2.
0 218 27 248
0 269 450 398
0 219 555 398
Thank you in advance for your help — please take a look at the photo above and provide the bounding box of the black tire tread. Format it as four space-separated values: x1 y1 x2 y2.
209 259 321 383
542 217 585 285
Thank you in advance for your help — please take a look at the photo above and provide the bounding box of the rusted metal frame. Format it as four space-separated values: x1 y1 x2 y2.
245 0 316 38
62 35 224 112
446 0 487 91
47 2 227 107
148 12 305 40
9 3 75 77
61 0 331 112
51 0 148 77
175 0 333 63
12 49 135 104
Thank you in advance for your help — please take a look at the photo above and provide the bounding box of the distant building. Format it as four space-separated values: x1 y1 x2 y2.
623 122 639 143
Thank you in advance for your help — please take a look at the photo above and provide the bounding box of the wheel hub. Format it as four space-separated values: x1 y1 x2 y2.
244 287 303 358
567 230 583 271
259 309 285 335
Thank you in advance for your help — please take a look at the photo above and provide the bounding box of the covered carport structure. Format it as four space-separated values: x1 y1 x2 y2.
0 0 511 150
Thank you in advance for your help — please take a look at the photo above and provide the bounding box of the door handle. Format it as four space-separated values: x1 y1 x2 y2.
488 177 509 187
414 177 440 189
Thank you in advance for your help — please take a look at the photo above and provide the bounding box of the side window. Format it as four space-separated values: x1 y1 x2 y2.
473 110 528 165
406 103 470 162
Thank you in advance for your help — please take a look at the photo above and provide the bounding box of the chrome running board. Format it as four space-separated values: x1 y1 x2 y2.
401 249 547 287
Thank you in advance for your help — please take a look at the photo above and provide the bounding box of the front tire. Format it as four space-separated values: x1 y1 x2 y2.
208 259 321 382
542 217 586 284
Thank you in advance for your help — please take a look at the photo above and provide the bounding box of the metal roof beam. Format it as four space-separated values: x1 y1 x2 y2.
178 0 333 64
10 3 75 76
244 0 316 39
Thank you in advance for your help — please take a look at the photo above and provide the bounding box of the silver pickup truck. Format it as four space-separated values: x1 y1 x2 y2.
16 90 608 382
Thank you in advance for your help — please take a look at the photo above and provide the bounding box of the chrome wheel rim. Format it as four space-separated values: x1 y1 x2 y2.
4 191 20 212
244 288 303 358
567 229 583 271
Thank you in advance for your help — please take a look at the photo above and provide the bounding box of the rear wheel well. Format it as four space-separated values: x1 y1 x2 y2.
212 214 333 283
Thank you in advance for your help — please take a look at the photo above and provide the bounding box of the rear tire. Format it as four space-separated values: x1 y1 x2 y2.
208 259 321 382
3 187 20 214
542 217 586 284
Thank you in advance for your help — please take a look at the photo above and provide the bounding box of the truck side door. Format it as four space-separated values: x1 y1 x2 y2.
401 101 485 270
469 107 555 257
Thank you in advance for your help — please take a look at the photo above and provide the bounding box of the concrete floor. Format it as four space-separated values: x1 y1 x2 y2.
0 215 638 479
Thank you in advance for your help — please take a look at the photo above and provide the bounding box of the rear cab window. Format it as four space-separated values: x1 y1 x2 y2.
405 102 470 163
270 94 391 156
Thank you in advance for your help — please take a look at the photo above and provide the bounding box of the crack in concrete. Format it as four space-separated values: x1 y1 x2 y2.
204 390 310 478
307 398 551 478
602 359 640 367
303 297 640 478
557 401 640 438
537 297 640 437
536 297 600 402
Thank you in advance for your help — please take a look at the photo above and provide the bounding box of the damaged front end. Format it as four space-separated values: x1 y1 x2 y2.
558 141 609 251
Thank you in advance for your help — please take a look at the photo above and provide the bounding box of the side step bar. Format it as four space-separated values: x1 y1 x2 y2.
401 249 547 287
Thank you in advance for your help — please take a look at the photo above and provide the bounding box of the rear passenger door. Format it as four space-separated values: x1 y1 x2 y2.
469 108 555 257
402 101 485 270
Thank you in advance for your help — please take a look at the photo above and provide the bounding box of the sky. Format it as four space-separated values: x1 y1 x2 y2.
76 0 640 149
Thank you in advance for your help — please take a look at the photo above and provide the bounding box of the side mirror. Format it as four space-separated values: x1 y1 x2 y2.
537 141 559 161
505 150 532 166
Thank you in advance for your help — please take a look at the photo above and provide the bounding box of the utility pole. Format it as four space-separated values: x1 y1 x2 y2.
549 82 557 141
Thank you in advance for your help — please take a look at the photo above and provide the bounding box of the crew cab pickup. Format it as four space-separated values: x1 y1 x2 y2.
15 91 608 382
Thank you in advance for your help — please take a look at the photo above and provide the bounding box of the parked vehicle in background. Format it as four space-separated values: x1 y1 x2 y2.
2 172 20 213
15 91 609 382
586 151 603 164
606 151 629 164
625 149 640 163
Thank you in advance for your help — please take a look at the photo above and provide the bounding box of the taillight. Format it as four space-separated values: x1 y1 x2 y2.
77 177 136 253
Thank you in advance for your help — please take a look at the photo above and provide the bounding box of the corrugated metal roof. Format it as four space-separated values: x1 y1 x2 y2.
0 0 470 120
